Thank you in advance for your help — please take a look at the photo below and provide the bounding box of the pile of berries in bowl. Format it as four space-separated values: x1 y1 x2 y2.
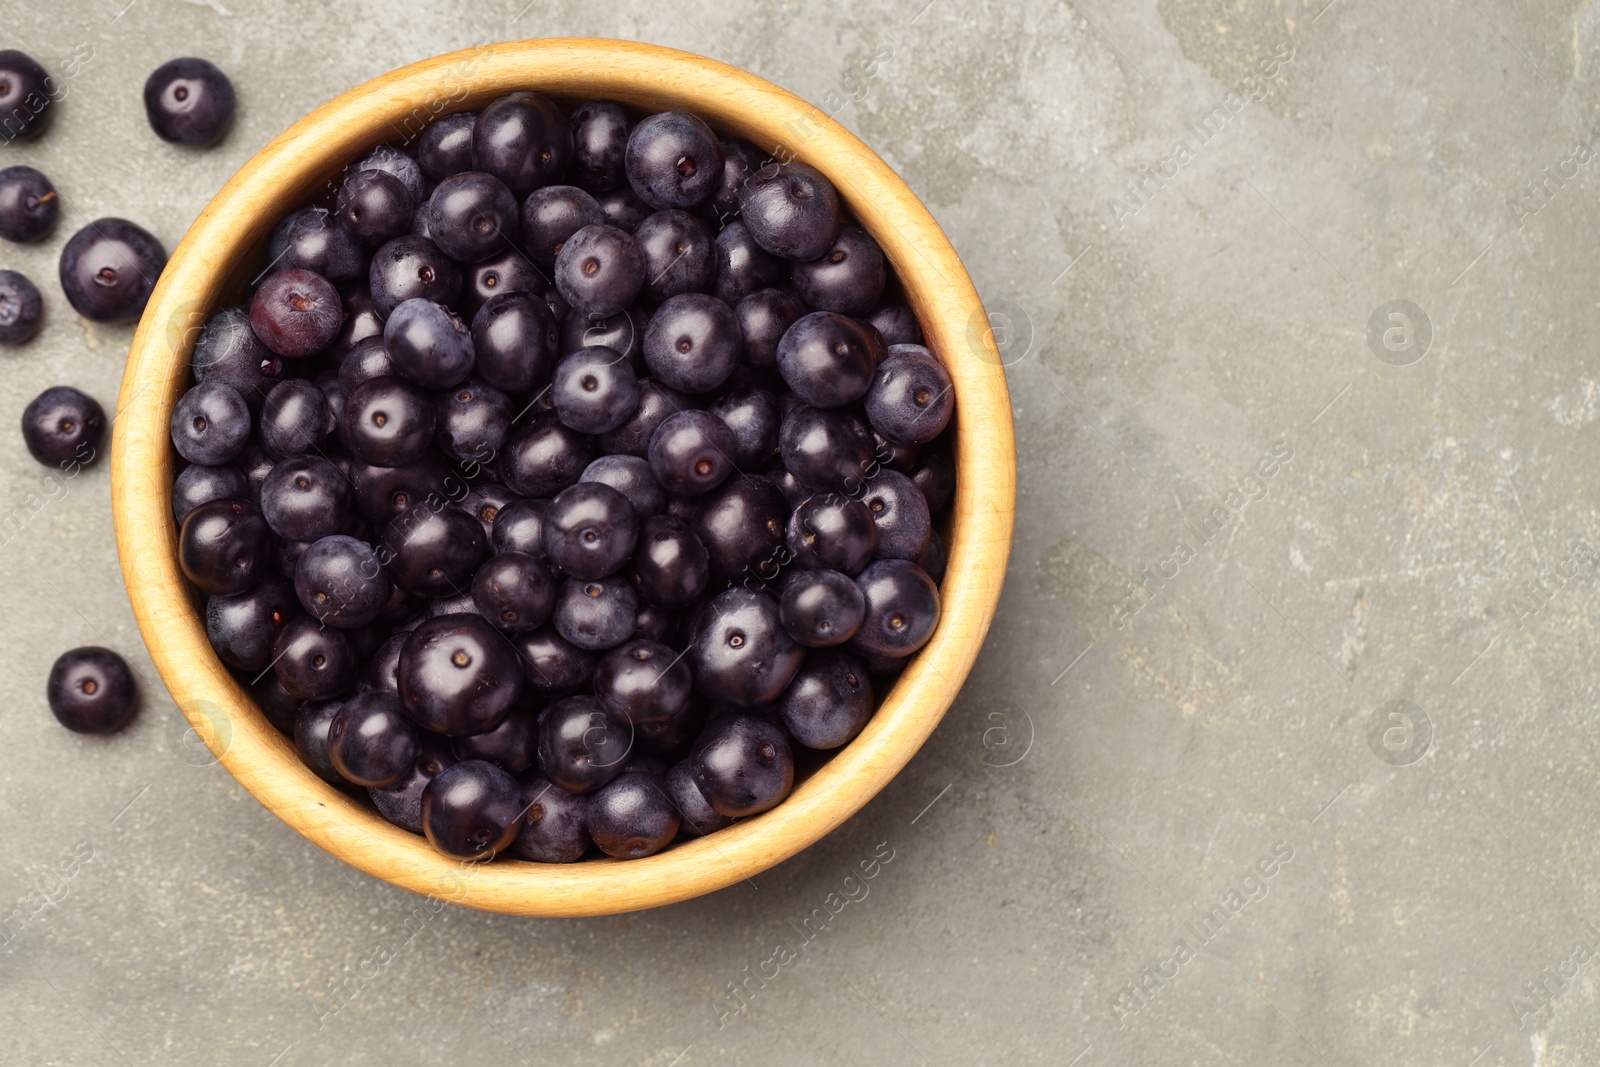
170 85 957 865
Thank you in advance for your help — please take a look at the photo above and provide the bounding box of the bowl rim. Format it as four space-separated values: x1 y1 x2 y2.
111 37 1016 917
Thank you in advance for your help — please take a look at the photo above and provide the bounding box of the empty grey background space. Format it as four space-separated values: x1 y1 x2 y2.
0 0 1595 1064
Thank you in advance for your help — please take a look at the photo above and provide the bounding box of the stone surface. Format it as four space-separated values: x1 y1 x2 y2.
0 1 1596 1064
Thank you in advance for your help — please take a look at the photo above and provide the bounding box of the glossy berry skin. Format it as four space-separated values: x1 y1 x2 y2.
206 575 297 672
22 386 103 468
258 378 330 460
600 378 689 458
535 696 632 794
554 223 645 317
862 470 932 562
690 713 794 817
295 700 348 783
180 498 270 596
173 463 247 525
776 312 880 408
384 298 475 389
569 100 631 192
594 639 692 727
543 482 639 579
460 247 548 320
709 387 780 469
434 378 512 464
381 505 485 598
0 166 59 242
273 615 357 701
791 224 886 315
765 461 809 509
581 455 665 517
595 185 651 232
666 759 734 837
295 535 389 628
866 344 954 446
737 161 842 262
554 577 639 651
336 168 413 248
328 690 420 787
625 111 724 210
271 206 366 284
170 381 249 466
353 144 425 204
866 300 923 347
513 776 590 862
779 568 865 647
250 269 341 358
368 235 462 318
911 447 955 515
451 704 539 774
425 171 517 262
710 137 765 221
0 51 54 142
774 650 873 749
470 290 560 394
472 551 557 633
421 759 525 860
193 306 283 410
47 647 137 734
143 57 235 146
519 184 604 266
688 588 803 706
416 112 477 182
341 376 435 467
347 456 449 526
779 405 875 493
491 497 549 557
472 91 573 199
551 346 641 435
514 626 598 697
648 410 737 496
692 475 788 587
642 293 742 394
0 269 42 344
260 454 352 542
787 492 876 574
635 209 715 304
852 559 940 658
587 772 679 859
711 220 786 305
629 515 710 609
58 218 167 324
370 738 456 833
498 411 595 498
398 613 523 737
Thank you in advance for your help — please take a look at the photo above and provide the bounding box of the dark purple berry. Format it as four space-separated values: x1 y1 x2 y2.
580 454 665 517
193 306 282 410
0 269 42 343
790 223 885 314
514 626 598 697
273 615 357 701
417 112 477 183
381 504 485 598
636 209 715 304
259 378 331 459
383 297 475 388
587 771 678 859
472 92 573 199
774 650 873 749
434 377 512 464
599 377 687 458
519 184 604 266
569 101 631 193
296 534 390 628
779 404 874 493
144 57 235 146
0 165 58 242
368 235 462 317
554 223 645 317
787 492 876 574
776 311 880 408
451 704 539 774
370 737 456 832
180 498 270 595
512 776 590 861
665 759 733 836
328 690 420 787
535 695 631 794
690 712 794 817
852 559 940 658
735 288 801 371
866 300 923 346
737 161 842 261
341 376 435 467
551 345 640 434
174 464 248 525
498 411 595 498
205 575 297 672
58 218 167 324
687 588 802 706
692 474 789 588
398 613 523 737
260 454 352 542
491 497 549 557
642 292 741 394
470 289 560 394
709 386 779 469
554 576 639 650
47 647 137 734
22 386 103 468
421 759 525 859
712 220 786 305
250 268 340 358
471 551 556 633
862 470 932 561
425 171 518 263
629 515 710 609
336 168 414 248
270 207 366 283
625 111 724 210
648 410 737 496
866 344 955 446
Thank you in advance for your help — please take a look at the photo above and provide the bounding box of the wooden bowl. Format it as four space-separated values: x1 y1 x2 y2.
111 39 1016 916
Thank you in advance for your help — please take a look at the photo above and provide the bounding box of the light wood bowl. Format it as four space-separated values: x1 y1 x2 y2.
111 39 1016 916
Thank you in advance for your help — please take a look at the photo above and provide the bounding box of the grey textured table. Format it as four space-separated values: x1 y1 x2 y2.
2 1 1596 1064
